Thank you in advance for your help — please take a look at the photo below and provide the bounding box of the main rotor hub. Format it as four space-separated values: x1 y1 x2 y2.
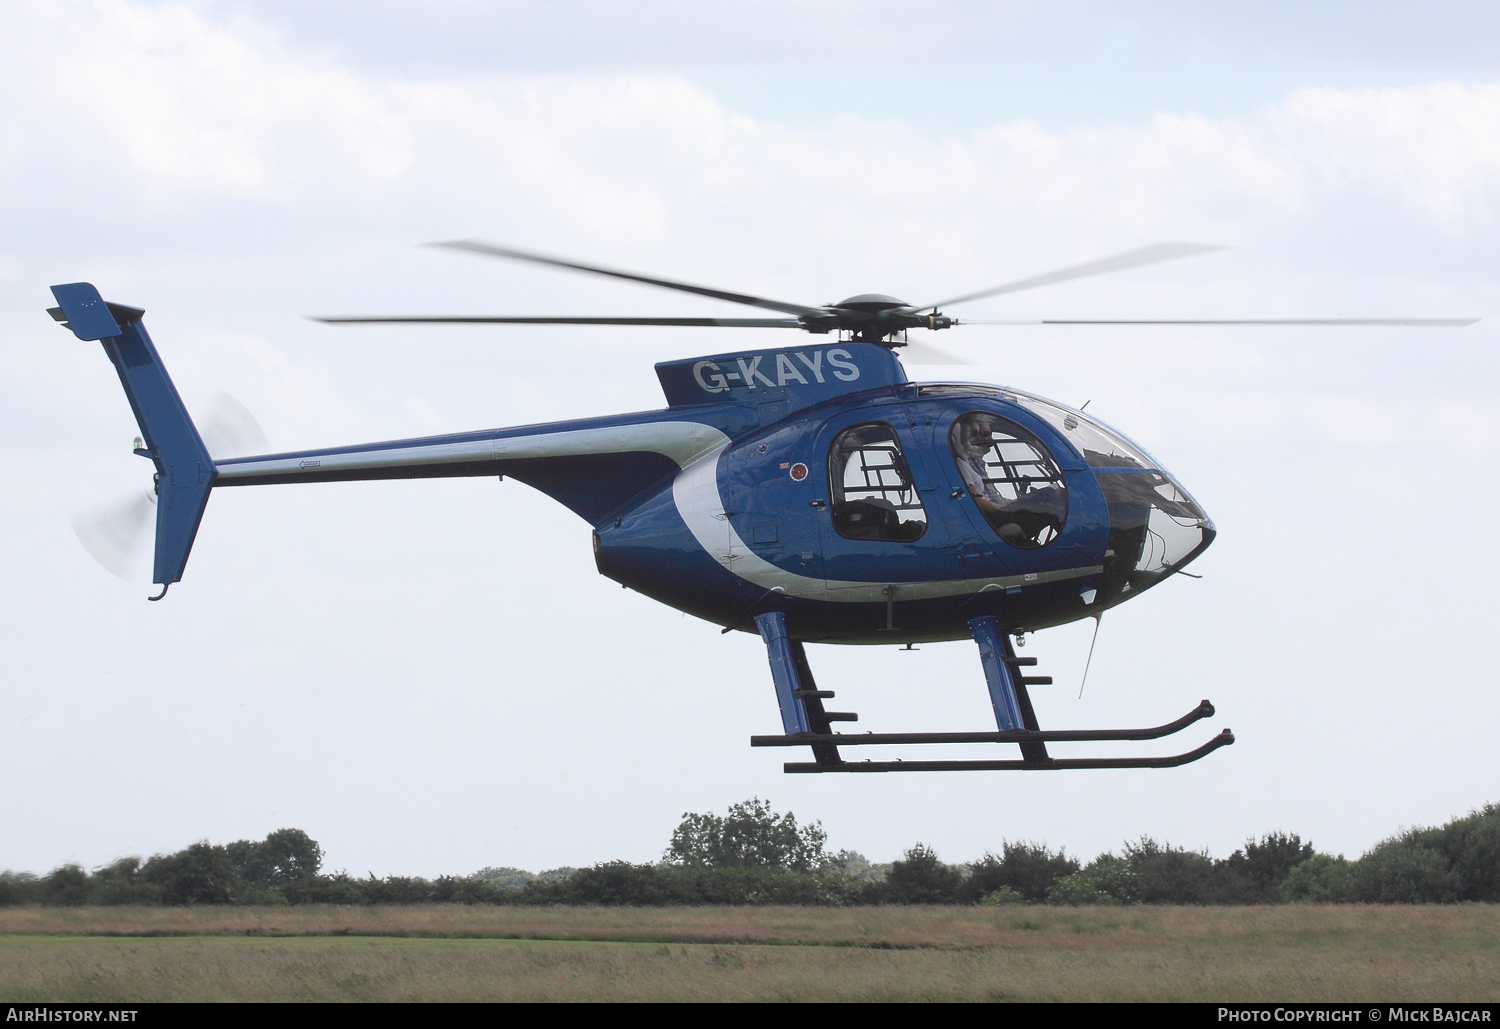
828 294 925 344
833 294 910 313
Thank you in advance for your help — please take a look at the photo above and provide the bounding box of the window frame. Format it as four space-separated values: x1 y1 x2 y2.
825 420 929 543
948 410 1070 549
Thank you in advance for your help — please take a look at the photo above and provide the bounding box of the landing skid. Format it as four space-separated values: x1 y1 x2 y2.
761 716 1235 772
750 612 1234 773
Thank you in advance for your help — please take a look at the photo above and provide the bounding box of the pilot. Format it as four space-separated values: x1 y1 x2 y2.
951 415 1009 520
951 414 1066 547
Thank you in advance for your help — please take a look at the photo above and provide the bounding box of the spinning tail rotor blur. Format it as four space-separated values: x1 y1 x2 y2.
70 392 266 582
71 487 157 581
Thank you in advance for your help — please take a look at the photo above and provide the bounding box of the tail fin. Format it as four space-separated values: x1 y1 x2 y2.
51 283 215 592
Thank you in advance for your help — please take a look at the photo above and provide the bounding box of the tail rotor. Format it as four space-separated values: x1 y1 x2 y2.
70 392 265 582
72 487 156 581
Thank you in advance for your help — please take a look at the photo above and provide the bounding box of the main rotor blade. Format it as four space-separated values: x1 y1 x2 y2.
198 391 268 459
432 241 830 319
313 315 807 327
914 242 1229 312
956 318 1480 326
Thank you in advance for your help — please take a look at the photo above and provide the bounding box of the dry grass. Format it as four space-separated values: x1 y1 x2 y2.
2 905 1498 1002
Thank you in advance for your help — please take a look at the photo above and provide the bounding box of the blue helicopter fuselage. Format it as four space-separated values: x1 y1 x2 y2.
214 340 1214 644
45 279 1211 640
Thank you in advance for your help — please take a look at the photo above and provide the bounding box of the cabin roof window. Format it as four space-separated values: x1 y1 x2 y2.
1002 389 1158 470
828 422 927 542
949 411 1068 549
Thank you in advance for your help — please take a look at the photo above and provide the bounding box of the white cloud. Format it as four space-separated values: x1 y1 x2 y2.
8 2 1500 270
3 0 410 201
1272 83 1500 228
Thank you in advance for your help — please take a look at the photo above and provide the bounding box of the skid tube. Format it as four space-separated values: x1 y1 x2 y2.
754 701 1234 773
752 699 1220 748
777 728 1235 773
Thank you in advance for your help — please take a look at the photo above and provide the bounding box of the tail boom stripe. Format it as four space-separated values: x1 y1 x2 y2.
214 421 728 485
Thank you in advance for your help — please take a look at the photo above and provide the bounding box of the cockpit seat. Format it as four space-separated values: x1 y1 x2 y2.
833 498 923 542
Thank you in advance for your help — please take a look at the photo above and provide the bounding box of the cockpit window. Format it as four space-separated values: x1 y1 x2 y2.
828 422 927 542
1003 389 1158 469
949 412 1068 548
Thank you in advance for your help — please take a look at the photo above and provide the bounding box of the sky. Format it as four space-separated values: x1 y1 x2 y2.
4 0 1500 878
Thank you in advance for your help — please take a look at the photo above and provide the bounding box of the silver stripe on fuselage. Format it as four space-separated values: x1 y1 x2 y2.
671 440 1100 604
219 419 1098 604
215 421 730 483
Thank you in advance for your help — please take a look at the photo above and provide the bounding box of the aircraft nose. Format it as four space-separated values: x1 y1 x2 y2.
1099 472 1214 597
1190 520 1217 570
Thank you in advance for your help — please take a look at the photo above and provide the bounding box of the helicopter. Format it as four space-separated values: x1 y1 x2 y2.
49 242 1476 772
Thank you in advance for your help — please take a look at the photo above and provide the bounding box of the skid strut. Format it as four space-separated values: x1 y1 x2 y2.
751 611 1234 773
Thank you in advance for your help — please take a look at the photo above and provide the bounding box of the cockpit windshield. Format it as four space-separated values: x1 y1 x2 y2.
1002 389 1158 470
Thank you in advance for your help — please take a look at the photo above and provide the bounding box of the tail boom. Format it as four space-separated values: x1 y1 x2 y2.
215 417 730 525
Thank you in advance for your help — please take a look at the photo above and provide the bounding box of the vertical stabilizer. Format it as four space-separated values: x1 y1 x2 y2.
51 283 215 590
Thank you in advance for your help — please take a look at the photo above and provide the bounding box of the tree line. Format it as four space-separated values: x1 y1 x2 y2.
4 798 1499 907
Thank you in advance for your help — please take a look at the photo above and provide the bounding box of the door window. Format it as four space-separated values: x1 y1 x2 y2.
827 422 928 542
949 412 1068 548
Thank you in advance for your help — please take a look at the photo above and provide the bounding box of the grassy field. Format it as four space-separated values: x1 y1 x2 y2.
2 904 1497 1002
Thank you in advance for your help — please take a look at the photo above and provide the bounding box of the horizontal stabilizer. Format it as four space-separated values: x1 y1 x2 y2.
49 282 133 340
